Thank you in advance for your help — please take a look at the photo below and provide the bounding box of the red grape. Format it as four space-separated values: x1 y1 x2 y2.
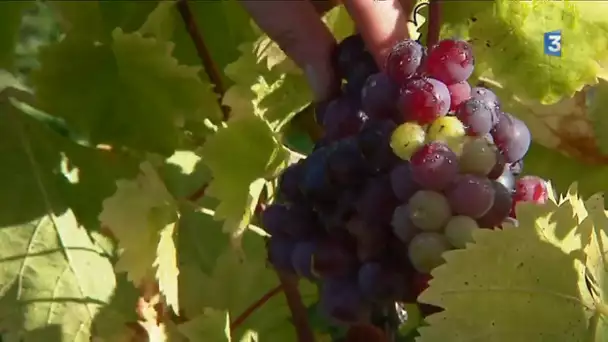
424 39 474 84
399 77 451 125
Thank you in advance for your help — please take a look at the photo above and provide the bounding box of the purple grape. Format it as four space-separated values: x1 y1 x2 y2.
278 161 305 203
344 53 379 98
470 87 500 112
357 120 400 173
334 34 367 80
261 203 319 238
355 229 389 262
267 237 295 272
327 138 367 186
355 176 399 226
424 39 474 84
318 190 358 232
389 162 419 202
319 277 369 324
491 112 531 163
477 181 513 228
322 97 369 141
300 148 337 204
399 77 451 125
312 240 357 278
360 72 399 120
455 98 498 136
446 174 495 218
410 141 459 191
291 241 317 280
358 262 406 301
385 39 426 85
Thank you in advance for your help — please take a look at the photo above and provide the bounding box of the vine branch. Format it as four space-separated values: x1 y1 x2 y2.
230 284 284 331
426 0 441 48
277 271 315 342
176 0 230 121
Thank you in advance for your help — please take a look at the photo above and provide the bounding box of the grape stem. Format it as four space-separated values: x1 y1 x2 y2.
426 0 441 48
230 284 284 332
277 271 315 342
176 0 230 120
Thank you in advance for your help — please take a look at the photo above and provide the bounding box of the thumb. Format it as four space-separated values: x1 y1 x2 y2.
240 0 340 102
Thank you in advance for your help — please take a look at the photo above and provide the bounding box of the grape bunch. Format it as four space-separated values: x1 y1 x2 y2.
262 34 549 328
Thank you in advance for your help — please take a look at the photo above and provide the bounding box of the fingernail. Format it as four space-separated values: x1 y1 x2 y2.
304 64 326 101
305 62 341 103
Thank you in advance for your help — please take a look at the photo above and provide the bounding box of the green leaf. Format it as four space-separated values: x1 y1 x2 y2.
99 161 180 314
178 309 232 342
441 0 608 104
201 115 289 240
177 208 317 341
0 88 119 341
0 2 37 71
417 189 596 342
32 6 221 155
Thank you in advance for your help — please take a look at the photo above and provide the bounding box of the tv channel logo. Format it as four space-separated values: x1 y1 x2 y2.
544 30 562 57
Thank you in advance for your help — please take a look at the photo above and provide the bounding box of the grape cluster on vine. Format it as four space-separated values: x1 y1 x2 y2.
262 34 550 329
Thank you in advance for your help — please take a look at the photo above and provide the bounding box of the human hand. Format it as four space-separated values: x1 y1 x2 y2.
239 0 411 102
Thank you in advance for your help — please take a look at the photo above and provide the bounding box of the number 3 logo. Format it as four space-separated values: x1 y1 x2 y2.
548 35 561 52
544 30 562 57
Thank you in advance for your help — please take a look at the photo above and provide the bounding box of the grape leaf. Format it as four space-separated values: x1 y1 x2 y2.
0 86 120 341
586 80 608 156
222 5 354 130
0 2 37 71
177 207 317 341
178 308 231 342
98 161 180 314
32 6 221 155
417 187 597 342
441 0 608 104
201 115 289 240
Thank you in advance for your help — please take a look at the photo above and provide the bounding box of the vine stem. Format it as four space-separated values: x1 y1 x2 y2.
426 0 441 48
230 284 284 331
277 271 315 342
175 0 230 120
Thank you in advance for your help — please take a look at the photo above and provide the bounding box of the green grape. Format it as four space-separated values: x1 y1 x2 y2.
408 232 451 273
426 116 466 154
444 215 480 248
408 190 451 232
390 122 426 160
459 137 497 176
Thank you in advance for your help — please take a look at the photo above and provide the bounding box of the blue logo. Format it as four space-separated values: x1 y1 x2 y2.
544 30 562 57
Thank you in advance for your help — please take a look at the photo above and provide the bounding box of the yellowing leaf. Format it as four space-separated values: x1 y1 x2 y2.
441 0 608 104
201 115 289 240
417 185 598 342
99 161 180 313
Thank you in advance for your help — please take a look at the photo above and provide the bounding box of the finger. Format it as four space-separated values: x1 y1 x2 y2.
239 0 340 101
343 0 409 69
